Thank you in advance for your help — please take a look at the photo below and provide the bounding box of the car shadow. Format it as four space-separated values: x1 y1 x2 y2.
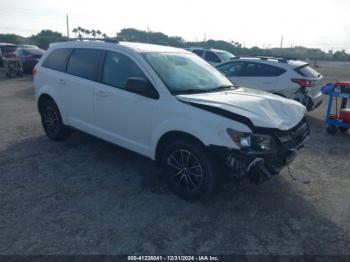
0 130 349 255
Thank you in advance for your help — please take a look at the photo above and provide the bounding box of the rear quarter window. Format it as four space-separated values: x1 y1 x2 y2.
295 65 320 78
42 48 72 72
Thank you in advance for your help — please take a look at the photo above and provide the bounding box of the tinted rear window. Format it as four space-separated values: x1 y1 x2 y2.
295 65 320 78
67 49 103 81
42 48 72 72
0 46 17 53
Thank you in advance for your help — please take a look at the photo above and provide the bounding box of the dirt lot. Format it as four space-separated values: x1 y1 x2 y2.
0 62 349 255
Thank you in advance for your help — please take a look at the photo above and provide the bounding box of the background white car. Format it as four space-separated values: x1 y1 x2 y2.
186 47 235 65
216 57 324 111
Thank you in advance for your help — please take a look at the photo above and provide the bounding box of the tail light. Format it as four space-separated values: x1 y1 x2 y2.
292 79 312 88
33 68 37 76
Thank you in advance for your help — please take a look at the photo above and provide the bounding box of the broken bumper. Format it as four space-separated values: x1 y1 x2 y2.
211 118 310 184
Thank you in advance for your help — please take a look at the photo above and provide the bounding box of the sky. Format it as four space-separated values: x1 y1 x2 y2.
0 0 350 51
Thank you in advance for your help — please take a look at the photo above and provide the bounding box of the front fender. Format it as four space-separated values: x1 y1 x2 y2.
149 118 238 160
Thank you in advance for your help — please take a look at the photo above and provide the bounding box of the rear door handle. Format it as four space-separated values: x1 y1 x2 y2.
57 78 66 85
95 90 108 97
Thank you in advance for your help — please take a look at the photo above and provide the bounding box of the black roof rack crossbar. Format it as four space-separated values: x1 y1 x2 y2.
231 56 297 63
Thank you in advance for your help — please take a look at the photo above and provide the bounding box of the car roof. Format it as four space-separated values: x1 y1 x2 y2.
218 57 308 69
49 40 189 54
18 45 39 48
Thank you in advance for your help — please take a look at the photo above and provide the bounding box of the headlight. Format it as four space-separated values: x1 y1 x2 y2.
227 129 275 151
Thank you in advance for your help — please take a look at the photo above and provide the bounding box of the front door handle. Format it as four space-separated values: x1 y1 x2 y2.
95 90 108 97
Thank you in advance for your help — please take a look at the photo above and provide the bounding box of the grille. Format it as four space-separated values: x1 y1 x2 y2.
276 119 310 150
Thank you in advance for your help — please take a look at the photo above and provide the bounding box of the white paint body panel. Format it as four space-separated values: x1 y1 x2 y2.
34 41 306 160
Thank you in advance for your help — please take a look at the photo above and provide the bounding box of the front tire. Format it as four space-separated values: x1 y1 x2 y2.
161 139 218 199
40 99 71 141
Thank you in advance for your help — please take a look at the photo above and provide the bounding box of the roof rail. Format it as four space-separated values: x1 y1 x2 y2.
255 56 289 63
67 37 119 43
233 56 297 63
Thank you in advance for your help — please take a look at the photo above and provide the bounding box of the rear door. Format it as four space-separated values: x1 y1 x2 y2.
61 48 104 132
237 62 285 92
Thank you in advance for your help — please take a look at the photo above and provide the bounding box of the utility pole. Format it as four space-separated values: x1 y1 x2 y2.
147 26 150 43
280 35 284 49
66 14 70 39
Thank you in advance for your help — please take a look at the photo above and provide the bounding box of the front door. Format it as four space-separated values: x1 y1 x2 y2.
94 51 159 156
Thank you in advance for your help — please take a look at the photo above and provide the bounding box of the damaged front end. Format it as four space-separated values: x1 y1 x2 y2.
212 118 310 185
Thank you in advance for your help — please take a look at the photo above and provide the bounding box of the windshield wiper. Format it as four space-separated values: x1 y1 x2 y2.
207 84 237 92
173 89 212 95
173 84 237 95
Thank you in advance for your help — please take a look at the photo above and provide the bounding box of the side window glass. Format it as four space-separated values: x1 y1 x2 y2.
192 50 204 57
102 51 146 89
217 62 244 77
241 62 286 77
204 51 221 63
42 48 72 72
260 64 286 76
67 49 103 81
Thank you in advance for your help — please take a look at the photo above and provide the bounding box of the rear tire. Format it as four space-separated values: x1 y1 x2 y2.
161 139 218 199
40 99 71 141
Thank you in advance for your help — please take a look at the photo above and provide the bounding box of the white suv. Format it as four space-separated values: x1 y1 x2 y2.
186 47 235 65
216 57 323 111
34 41 309 199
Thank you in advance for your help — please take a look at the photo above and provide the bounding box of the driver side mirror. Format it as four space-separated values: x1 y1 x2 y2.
125 77 159 99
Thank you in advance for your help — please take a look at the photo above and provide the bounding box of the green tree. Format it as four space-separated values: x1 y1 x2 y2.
29 30 65 49
72 28 78 38
96 30 102 38
0 34 28 44
91 30 96 38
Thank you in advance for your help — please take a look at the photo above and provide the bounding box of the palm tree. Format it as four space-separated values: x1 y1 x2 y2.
77 26 83 37
96 30 101 38
91 30 96 38
85 29 91 38
102 33 108 39
72 28 78 38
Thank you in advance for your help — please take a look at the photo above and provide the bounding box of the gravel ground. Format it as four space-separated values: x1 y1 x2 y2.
0 63 349 255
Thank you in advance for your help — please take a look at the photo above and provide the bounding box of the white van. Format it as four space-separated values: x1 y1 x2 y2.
34 40 309 199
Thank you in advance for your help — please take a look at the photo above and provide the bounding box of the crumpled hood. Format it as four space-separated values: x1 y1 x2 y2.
177 87 306 130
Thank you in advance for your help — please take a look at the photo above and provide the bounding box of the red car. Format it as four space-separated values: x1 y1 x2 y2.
0 43 18 67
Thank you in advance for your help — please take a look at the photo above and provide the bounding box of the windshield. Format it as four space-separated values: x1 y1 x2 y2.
216 51 235 62
144 52 233 94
